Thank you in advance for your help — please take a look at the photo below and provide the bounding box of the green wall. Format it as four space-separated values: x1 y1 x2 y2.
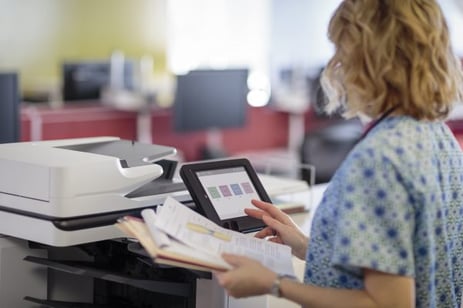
0 0 166 95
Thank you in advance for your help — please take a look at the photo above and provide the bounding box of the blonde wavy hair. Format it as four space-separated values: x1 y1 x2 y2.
321 0 463 120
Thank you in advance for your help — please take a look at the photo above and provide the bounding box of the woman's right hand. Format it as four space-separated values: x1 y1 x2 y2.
245 199 309 260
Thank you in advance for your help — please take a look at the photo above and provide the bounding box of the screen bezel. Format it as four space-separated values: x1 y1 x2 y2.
179 158 270 233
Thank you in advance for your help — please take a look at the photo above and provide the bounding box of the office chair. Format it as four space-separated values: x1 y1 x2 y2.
299 119 363 184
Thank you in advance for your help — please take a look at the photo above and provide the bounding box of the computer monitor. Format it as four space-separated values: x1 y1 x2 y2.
62 60 134 101
173 69 249 159
0 72 20 143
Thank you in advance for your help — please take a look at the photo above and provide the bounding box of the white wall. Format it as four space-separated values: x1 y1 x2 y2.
166 0 270 74
269 0 341 75
439 0 463 57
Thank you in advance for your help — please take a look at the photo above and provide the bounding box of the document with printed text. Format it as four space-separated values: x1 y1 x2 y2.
116 196 295 276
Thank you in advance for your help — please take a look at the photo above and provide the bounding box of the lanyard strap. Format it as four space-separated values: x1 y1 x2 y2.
357 105 399 142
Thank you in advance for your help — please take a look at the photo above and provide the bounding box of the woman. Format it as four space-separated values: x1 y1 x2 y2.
215 0 463 307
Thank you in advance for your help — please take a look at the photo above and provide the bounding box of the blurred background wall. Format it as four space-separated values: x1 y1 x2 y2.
0 0 166 97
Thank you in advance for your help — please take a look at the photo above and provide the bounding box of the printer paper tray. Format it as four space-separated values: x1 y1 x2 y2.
24 296 108 308
24 255 194 297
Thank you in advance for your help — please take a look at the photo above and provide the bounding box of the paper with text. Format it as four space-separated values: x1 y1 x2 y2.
141 209 171 247
154 196 295 277
117 215 232 271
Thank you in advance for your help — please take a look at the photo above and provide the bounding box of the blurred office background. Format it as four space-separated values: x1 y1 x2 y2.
0 0 462 183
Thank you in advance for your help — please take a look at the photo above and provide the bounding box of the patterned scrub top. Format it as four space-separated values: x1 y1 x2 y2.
305 116 463 307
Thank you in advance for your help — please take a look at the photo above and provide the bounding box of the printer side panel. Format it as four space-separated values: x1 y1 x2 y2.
196 276 268 308
0 237 47 308
0 159 50 201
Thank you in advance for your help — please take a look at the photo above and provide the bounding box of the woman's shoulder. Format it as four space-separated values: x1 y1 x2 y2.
338 118 430 173
340 116 456 182
356 116 447 155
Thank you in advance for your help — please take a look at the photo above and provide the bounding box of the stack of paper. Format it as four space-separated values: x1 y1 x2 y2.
116 196 295 277
258 174 312 214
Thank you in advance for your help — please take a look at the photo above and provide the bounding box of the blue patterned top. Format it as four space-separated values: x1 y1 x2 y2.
304 116 463 307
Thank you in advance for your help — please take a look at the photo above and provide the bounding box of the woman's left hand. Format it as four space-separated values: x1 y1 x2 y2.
214 253 277 298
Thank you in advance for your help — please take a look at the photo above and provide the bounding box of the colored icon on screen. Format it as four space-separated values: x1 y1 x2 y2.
241 182 254 194
219 185 232 197
230 183 243 195
207 186 221 198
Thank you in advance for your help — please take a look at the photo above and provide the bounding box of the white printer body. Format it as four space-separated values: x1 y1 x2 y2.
0 136 190 246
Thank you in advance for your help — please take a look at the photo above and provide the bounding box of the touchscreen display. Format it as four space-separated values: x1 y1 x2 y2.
197 166 260 220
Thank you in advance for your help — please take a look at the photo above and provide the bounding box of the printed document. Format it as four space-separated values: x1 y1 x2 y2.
116 196 295 277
